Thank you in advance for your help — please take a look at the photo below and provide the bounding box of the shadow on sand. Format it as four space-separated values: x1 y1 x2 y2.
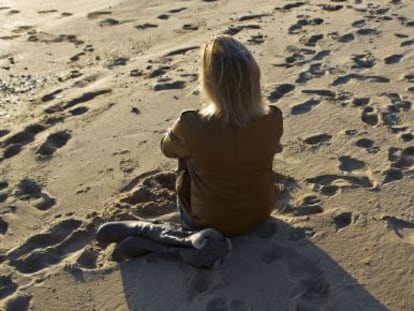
118 219 389 311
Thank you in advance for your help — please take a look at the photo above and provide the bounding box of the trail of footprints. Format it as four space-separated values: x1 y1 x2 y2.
0 178 56 213
0 85 113 161
0 170 186 308
358 93 413 141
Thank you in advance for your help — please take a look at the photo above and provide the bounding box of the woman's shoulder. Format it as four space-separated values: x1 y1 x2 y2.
176 109 204 127
177 109 200 121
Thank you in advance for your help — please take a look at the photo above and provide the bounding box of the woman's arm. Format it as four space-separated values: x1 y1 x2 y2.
160 116 190 158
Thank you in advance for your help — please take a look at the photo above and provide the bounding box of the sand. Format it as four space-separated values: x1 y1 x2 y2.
0 0 413 310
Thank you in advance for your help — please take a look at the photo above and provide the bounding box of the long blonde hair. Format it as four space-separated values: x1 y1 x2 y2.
199 36 268 127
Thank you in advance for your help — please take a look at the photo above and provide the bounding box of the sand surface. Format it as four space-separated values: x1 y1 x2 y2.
1 0 414 310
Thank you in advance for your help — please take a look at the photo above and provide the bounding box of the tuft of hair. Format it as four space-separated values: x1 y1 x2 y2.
199 36 268 127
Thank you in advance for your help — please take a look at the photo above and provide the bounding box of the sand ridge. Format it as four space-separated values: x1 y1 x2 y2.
1 0 414 310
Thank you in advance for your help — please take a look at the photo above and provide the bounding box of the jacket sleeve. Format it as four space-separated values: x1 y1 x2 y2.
270 106 284 153
161 113 190 158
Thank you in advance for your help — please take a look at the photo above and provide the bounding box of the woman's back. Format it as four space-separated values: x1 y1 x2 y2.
161 105 283 236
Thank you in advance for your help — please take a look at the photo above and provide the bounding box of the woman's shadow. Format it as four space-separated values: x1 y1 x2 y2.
118 217 389 311
114 172 389 310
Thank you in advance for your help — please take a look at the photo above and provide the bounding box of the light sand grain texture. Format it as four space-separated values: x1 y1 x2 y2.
1 0 414 310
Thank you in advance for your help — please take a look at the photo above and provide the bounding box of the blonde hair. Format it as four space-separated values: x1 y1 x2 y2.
199 36 268 127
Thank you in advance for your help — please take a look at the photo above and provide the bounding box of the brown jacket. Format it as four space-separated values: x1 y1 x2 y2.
161 106 283 236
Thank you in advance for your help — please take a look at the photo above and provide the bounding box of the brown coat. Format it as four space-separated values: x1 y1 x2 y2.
161 106 283 236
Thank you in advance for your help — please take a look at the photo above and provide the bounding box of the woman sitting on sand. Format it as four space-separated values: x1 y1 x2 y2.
161 35 283 236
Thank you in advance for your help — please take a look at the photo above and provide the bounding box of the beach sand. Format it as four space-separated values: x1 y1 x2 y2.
0 0 413 310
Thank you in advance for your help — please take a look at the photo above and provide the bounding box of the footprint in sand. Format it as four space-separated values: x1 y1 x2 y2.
306 173 374 196
37 9 58 14
382 216 414 245
223 24 261 36
187 270 225 298
28 33 84 45
157 13 169 20
1 124 47 160
238 13 270 22
302 89 335 97
69 52 85 62
0 130 10 138
300 34 324 47
336 32 355 43
303 133 332 146
291 99 320 115
403 73 414 83
0 218 8 234
399 132 414 142
0 275 18 300
154 81 186 91
247 34 265 45
41 89 63 102
352 53 376 68
356 28 380 36
338 156 366 172
288 226 315 241
182 23 198 31
276 2 306 11
352 19 367 28
389 146 414 169
361 106 379 126
104 56 129 69
7 219 82 260
388 147 402 163
352 97 370 107
13 178 56 210
293 277 330 310
401 38 414 47
75 245 102 269
333 211 353 230
296 63 326 84
0 181 9 203
99 18 120 27
332 73 390 86
384 54 404 65
69 106 89 116
382 167 403 184
36 130 71 157
5 219 94 273
87 11 112 19
282 195 323 216
320 4 343 11
7 9 20 15
262 245 330 308
163 46 198 57
169 7 187 14
45 89 112 113
355 138 380 153
267 83 295 103
156 7 187 21
312 50 331 62
288 16 323 34
188 271 213 294
2 293 31 311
